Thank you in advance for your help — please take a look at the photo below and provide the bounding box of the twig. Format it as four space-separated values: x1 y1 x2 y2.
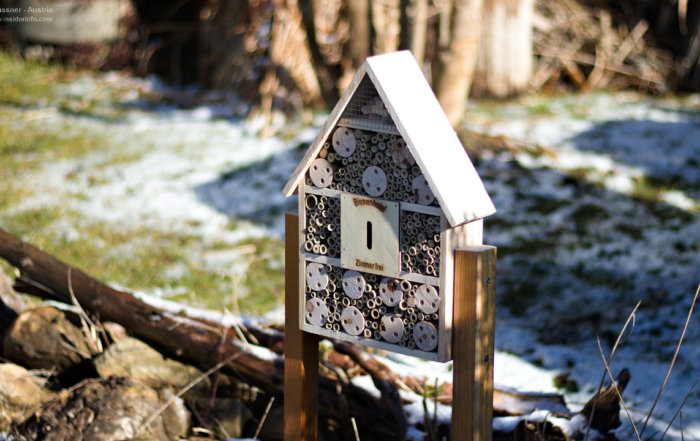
639 283 699 440
433 377 439 440
660 375 700 440
253 396 275 440
204 325 228 421
422 382 436 441
67 268 103 354
584 300 640 441
596 335 640 440
351 416 361 441
135 351 242 437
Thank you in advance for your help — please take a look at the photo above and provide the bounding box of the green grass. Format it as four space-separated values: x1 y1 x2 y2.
0 108 105 167
236 237 284 314
0 54 285 316
1 204 285 314
0 52 70 107
0 106 114 209
1 207 238 310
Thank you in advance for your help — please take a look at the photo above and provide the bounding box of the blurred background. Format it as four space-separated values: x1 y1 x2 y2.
0 1 698 439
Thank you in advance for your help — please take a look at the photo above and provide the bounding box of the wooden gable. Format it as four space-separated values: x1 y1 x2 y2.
283 51 495 226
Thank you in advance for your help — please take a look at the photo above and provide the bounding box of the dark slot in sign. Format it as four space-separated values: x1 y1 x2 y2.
366 221 373 250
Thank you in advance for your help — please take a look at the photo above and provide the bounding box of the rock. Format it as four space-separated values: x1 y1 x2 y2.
16 376 188 441
102 321 128 341
159 388 191 440
3 306 100 371
94 337 207 390
0 363 53 430
0 271 26 315
0 272 25 350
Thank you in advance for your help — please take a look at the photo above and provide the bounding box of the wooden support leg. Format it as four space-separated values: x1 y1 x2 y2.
284 213 319 441
452 246 496 441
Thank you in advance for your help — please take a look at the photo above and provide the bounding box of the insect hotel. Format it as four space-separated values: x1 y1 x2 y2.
283 51 496 363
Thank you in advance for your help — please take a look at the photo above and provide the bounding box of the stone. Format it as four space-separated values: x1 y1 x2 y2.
3 306 99 371
94 337 207 391
16 376 186 441
0 363 53 430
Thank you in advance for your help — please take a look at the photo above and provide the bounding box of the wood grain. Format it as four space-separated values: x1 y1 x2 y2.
283 65 367 197
452 246 496 441
365 51 496 226
438 217 483 361
284 213 319 441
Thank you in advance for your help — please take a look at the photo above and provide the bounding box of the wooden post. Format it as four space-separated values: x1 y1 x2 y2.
452 246 496 441
284 213 319 441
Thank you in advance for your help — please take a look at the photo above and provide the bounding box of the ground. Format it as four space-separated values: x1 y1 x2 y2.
0 54 698 440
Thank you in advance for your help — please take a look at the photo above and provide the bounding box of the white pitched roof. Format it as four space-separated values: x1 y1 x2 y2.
283 51 495 226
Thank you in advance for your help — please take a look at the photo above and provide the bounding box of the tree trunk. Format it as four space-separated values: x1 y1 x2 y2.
298 0 342 108
434 0 484 127
409 0 429 65
345 0 371 68
371 0 402 54
471 0 534 98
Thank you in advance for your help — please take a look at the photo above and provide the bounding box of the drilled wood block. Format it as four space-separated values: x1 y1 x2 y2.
342 270 366 299
309 159 333 188
332 127 356 157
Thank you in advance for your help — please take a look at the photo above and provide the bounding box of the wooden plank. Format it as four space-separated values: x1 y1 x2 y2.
437 215 452 362
365 51 496 226
301 322 440 361
452 246 496 441
336 118 401 135
303 254 341 267
340 194 400 278
399 202 442 216
438 219 483 361
282 65 368 197
305 186 341 198
285 212 320 441
398 271 439 286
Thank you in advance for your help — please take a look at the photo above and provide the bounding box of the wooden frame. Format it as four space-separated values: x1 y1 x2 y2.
285 213 319 441
296 182 486 361
284 219 496 440
283 51 495 226
452 246 496 441
284 50 497 440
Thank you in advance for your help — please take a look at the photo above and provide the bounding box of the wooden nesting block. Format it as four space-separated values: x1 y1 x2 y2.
412 175 435 205
379 313 404 343
309 159 333 188
362 166 387 197
413 321 438 352
379 278 403 307
415 284 439 314
332 127 356 157
340 194 400 278
306 263 329 291
342 270 366 299
305 298 329 327
340 306 364 336
390 139 414 169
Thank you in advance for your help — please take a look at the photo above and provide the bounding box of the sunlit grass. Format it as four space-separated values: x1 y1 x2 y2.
0 52 70 107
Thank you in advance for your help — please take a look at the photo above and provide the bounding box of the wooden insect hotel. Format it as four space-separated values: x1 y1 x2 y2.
283 51 496 362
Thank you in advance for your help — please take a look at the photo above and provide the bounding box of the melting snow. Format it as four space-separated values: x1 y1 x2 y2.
2 74 698 440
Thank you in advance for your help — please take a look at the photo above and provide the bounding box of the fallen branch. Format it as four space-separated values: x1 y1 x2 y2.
0 227 631 440
0 227 404 440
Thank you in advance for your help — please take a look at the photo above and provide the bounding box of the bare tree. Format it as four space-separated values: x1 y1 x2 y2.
434 0 484 126
472 0 534 97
